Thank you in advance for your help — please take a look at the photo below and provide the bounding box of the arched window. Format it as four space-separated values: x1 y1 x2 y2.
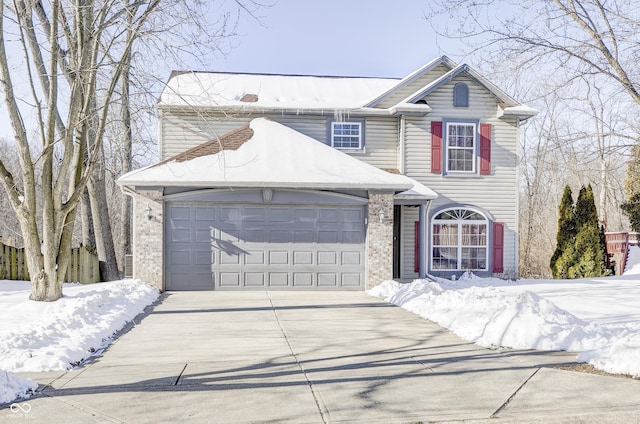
432 208 488 270
453 82 469 107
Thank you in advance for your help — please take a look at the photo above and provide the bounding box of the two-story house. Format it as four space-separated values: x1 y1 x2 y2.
118 56 536 291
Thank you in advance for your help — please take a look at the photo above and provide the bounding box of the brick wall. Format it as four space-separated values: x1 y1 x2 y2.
132 190 164 290
366 192 395 289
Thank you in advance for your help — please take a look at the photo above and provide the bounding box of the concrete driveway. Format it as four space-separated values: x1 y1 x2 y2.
8 291 640 423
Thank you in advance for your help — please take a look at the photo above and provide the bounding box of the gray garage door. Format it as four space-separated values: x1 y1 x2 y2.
165 201 366 290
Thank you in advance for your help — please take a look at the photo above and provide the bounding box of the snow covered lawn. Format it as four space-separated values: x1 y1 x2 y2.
0 279 159 405
370 273 640 378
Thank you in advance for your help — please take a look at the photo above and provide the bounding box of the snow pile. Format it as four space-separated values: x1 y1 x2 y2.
0 279 159 372
623 245 640 275
370 275 640 377
0 371 37 404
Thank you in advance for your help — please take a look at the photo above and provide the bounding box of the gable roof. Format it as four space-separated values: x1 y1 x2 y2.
158 57 535 119
118 118 437 199
363 56 457 108
159 72 398 110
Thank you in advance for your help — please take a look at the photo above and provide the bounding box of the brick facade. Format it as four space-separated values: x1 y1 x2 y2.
366 192 395 289
132 190 164 290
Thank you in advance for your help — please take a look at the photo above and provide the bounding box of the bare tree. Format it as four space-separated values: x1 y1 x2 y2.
428 0 640 276
80 0 265 279
428 0 640 105
0 0 160 301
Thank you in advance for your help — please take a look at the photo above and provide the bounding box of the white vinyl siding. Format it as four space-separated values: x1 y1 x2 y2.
159 111 327 161
402 75 519 277
400 206 419 280
375 64 451 109
159 111 398 170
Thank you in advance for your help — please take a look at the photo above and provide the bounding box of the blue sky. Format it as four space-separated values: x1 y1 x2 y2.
209 0 468 78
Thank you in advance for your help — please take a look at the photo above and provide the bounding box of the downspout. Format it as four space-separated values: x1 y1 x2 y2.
120 185 137 278
157 108 164 161
418 200 432 279
399 115 406 174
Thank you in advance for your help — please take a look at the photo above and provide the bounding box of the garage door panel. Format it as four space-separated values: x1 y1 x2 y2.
269 273 289 287
245 273 265 287
294 251 313 265
220 273 240 287
169 250 190 265
194 251 213 265
318 273 337 287
220 252 241 264
342 231 364 243
293 273 313 287
170 228 190 243
244 229 265 242
195 207 215 221
294 208 315 222
219 229 240 242
269 208 292 222
245 250 265 265
244 207 266 221
319 209 338 222
169 269 213 291
268 229 290 243
269 251 289 265
170 206 191 220
220 207 241 222
293 230 314 243
318 230 338 243
341 251 361 265
318 251 337 265
342 273 362 287
343 208 363 222
194 228 213 243
166 201 365 290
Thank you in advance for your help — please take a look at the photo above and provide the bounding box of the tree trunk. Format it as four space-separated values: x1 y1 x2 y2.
119 51 132 260
30 268 62 301
88 161 120 281
80 188 95 247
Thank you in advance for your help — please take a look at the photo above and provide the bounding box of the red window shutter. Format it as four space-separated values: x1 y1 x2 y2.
431 121 443 174
414 221 420 273
493 222 504 273
479 123 492 175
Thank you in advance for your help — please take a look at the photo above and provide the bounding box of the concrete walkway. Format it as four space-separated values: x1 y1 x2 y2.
7 291 640 423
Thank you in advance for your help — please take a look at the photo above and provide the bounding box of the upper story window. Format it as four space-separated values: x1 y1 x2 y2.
446 122 476 173
453 82 469 107
330 120 364 150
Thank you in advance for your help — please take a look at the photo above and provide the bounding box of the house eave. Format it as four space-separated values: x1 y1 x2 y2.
120 180 413 192
157 104 401 117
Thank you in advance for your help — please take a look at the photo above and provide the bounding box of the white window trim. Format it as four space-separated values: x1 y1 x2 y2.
430 208 489 271
445 122 477 174
331 121 363 150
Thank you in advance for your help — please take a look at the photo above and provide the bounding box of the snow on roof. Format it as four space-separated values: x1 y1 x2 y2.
159 72 398 110
159 59 534 119
118 118 434 195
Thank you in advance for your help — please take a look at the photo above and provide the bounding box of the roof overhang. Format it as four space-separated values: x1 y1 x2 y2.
118 118 428 194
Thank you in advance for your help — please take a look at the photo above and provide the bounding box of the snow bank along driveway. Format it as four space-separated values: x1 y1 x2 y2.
0 280 158 404
370 273 640 378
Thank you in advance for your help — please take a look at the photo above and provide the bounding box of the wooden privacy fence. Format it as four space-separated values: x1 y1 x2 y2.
0 242 100 284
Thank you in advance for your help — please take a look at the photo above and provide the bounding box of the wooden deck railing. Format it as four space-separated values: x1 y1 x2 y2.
605 232 639 275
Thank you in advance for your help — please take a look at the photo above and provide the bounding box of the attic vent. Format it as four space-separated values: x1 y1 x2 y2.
240 93 259 102
415 99 428 105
